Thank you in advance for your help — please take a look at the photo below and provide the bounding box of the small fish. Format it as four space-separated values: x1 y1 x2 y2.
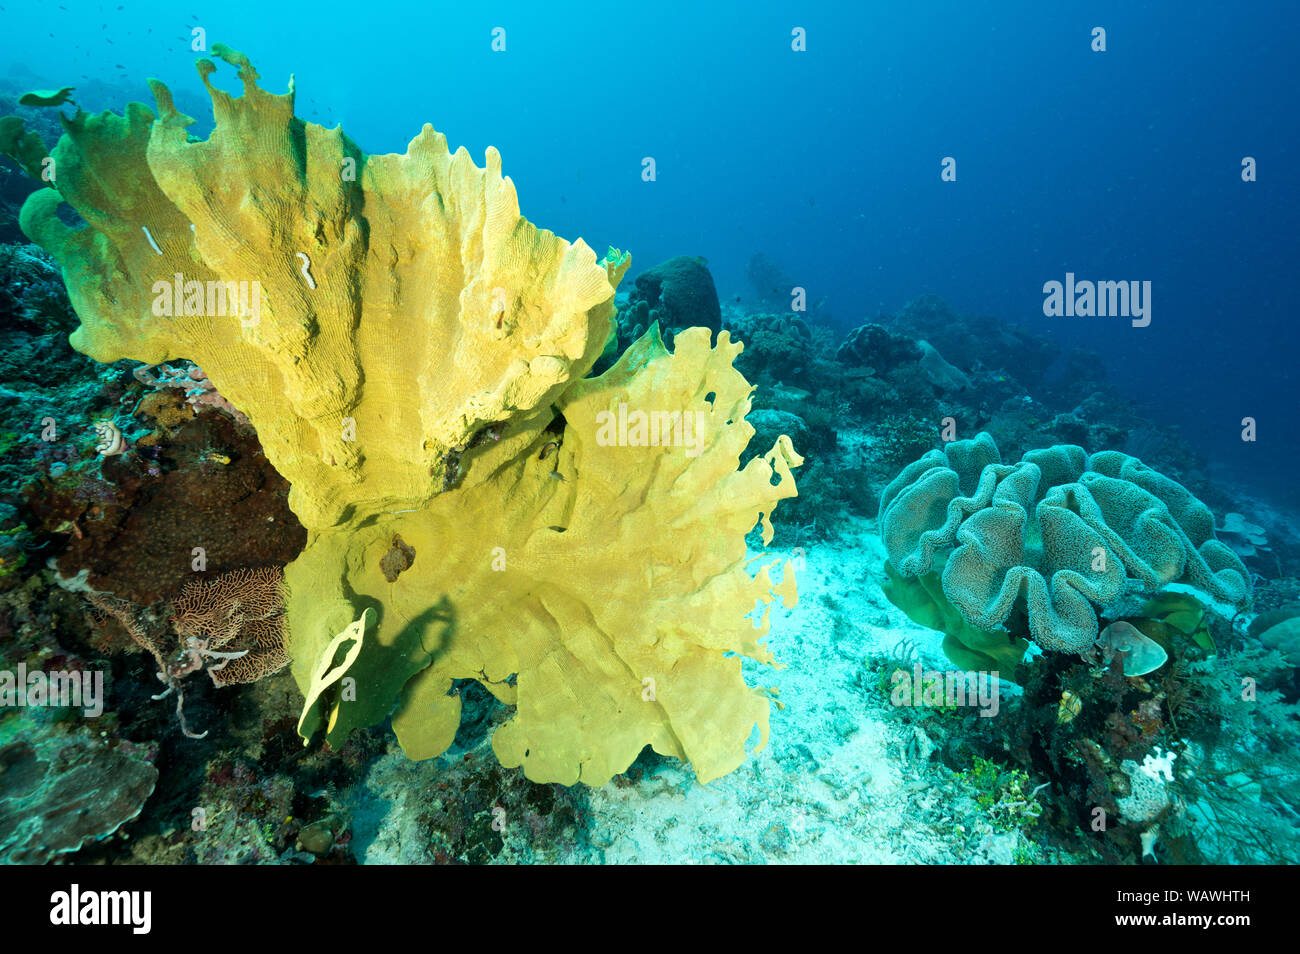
199 451 231 465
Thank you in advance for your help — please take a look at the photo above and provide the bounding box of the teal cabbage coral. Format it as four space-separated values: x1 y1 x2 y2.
879 432 1250 656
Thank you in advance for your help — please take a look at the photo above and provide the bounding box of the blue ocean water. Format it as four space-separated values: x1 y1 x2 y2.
3 2 1294 493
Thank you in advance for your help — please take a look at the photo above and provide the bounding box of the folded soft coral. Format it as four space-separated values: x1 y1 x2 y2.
880 432 1249 661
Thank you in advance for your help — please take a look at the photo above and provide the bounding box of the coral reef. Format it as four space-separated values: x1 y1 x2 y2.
729 312 818 389
2 37 1294 871
833 322 943 418
836 322 921 368
133 361 251 428
878 294 1060 392
24 386 304 607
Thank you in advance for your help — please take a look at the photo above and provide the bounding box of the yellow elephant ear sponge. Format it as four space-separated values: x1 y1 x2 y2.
21 47 802 785
374 325 802 785
21 43 623 531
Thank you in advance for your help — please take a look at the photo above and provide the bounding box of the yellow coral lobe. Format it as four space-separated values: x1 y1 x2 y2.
18 86 76 107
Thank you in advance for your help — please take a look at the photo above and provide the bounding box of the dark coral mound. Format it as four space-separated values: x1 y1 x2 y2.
603 255 722 361
631 255 721 339
25 391 304 607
